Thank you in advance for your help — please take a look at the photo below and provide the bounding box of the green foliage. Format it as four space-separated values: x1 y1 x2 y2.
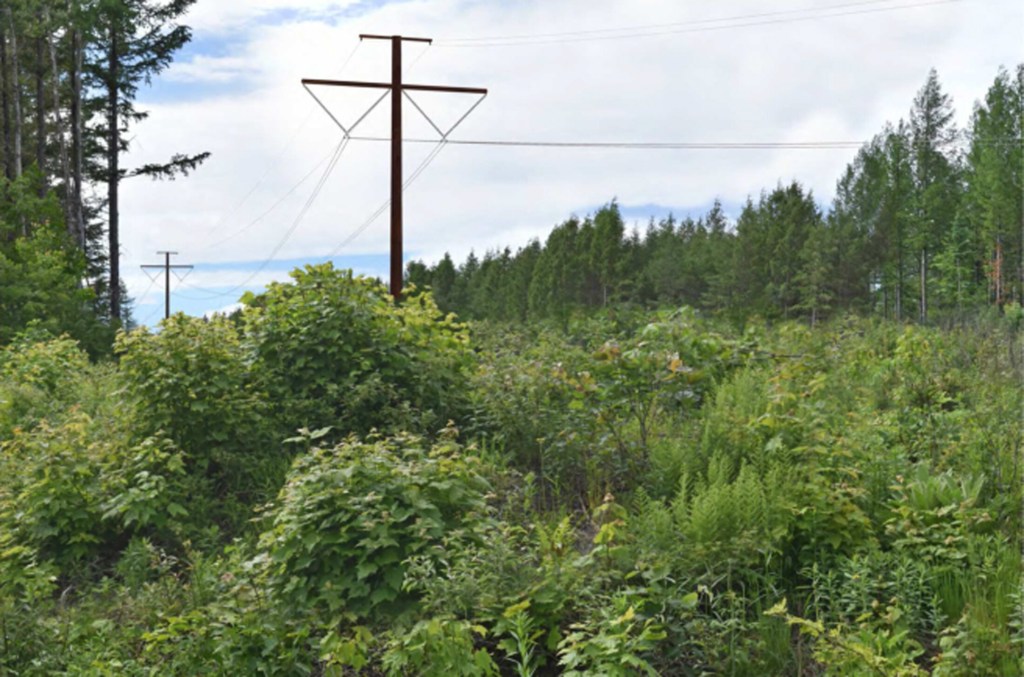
497 600 545 676
768 599 927 676
255 428 491 623
244 263 472 437
0 533 56 673
0 412 187 575
557 598 665 676
884 466 991 567
469 309 736 505
0 329 90 436
934 603 1023 676
381 617 497 676
116 313 282 533
0 171 113 354
406 66 1024 326
0 292 1020 675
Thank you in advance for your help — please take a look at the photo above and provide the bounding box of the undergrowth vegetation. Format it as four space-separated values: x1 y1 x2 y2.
0 266 1020 675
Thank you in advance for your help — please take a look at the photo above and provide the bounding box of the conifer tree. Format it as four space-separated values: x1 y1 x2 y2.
962 65 1023 306
909 69 960 322
590 201 625 305
84 0 209 323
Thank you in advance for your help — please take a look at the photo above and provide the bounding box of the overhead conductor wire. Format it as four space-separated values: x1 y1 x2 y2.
324 81 488 257
177 43 368 301
179 136 351 300
435 0 975 46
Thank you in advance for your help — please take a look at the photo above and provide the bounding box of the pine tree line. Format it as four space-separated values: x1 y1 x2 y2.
409 67 1023 326
0 0 206 331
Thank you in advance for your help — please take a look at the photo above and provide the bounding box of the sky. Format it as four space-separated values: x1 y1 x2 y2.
120 0 1024 324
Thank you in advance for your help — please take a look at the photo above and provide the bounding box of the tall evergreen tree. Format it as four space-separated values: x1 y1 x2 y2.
962 65 1024 306
84 0 209 323
431 252 457 311
909 69 960 322
528 217 580 325
882 123 915 320
590 201 624 305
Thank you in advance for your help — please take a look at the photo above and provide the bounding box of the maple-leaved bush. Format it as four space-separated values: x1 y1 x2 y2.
243 264 473 437
255 429 491 623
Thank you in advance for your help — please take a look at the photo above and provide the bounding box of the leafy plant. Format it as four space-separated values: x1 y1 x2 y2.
116 313 282 534
557 597 665 676
767 598 926 676
380 617 497 676
243 264 472 437
255 428 491 623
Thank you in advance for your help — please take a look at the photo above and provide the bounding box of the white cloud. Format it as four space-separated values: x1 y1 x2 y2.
123 0 1024 312
184 0 365 33
164 55 260 83
204 302 245 318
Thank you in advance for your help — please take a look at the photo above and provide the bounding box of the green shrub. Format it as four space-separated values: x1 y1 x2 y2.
243 264 472 437
116 313 284 533
0 534 55 674
380 617 498 676
0 413 187 576
255 428 491 623
768 599 927 676
557 596 665 676
0 330 90 435
468 310 736 506
884 466 992 568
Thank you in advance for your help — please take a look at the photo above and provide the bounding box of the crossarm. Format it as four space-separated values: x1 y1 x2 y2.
301 78 487 95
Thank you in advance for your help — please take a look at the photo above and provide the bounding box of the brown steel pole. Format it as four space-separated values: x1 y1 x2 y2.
390 35 402 299
164 251 171 319
304 35 482 300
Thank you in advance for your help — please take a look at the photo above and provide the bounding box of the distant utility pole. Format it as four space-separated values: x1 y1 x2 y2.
303 34 487 299
141 251 193 320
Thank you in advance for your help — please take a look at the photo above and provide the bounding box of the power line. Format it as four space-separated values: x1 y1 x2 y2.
435 0 973 46
193 112 317 251
404 42 431 76
347 136 867 149
177 130 1022 298
343 135 1020 150
196 144 340 252
191 41 364 252
179 139 450 301
178 137 352 301
131 274 161 322
439 0 907 42
175 128 1021 298
326 139 450 259
336 40 364 74
138 273 187 326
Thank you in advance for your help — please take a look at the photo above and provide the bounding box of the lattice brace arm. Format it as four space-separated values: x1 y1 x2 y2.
302 82 390 137
403 90 488 140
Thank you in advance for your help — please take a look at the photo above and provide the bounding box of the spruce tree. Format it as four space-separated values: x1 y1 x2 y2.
909 69 960 322
962 64 1023 306
84 0 209 324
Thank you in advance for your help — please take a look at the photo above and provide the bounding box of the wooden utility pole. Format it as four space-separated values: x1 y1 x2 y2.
141 251 193 320
303 34 487 299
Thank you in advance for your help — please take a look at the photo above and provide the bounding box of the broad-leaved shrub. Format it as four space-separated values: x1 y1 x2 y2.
117 313 283 533
255 429 491 623
243 264 472 437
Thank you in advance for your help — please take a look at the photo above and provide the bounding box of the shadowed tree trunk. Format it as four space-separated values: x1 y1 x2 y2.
6 6 23 181
34 25 44 191
106 23 121 321
70 9 84 249
1 20 11 180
